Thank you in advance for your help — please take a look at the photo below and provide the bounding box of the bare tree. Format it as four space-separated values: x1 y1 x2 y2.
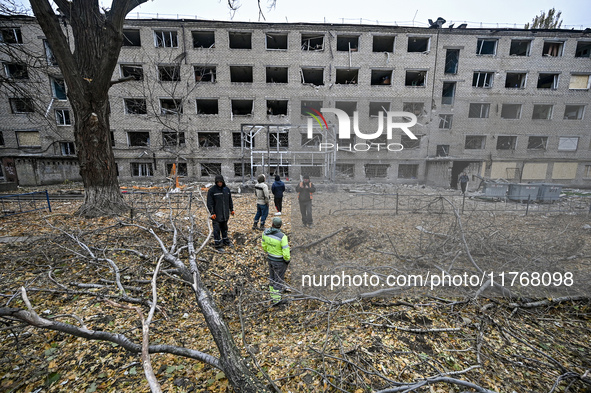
525 8 563 29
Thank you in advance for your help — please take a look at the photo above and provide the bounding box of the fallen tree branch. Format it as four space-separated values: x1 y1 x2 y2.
291 227 346 251
375 376 499 393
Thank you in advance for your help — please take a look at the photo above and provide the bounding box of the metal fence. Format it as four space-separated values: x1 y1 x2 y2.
327 192 591 216
0 191 52 218
122 191 197 220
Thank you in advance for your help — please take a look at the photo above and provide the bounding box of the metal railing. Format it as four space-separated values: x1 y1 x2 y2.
0 191 52 218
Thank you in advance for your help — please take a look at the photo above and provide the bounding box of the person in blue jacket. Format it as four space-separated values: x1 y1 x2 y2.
271 174 286 216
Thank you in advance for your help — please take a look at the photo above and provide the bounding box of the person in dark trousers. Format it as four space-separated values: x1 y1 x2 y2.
206 175 234 250
296 174 316 227
253 174 270 230
458 172 469 194
262 217 290 305
271 174 286 216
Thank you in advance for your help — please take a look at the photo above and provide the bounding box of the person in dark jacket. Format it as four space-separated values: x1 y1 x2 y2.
295 174 316 227
458 172 469 194
207 175 234 249
271 174 286 216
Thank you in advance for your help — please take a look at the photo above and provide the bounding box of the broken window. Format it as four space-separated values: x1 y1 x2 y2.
194 66 216 82
198 132 220 148
505 72 527 88
269 130 289 149
125 98 147 115
230 65 253 83
563 105 585 120
266 67 288 83
234 162 256 177
110 131 115 147
0 132 4 146
154 30 178 48
527 136 548 150
233 132 255 148
335 69 359 84
16 131 40 147
558 137 578 151
301 133 322 148
158 65 181 82
501 104 522 119
335 163 355 178
196 99 218 115
335 101 357 117
464 135 486 149
3 62 28 79
231 99 253 116
0 28 22 44
123 29 141 46
131 162 153 177
476 39 497 55
509 40 531 56
575 41 591 58
542 41 563 57
373 36 395 52
438 114 453 129
369 102 390 117
301 67 324 85
584 165 591 178
229 32 252 49
301 165 322 178
537 73 559 89
44 40 58 66
162 131 186 147
569 74 590 90
266 32 288 50
166 162 188 176
60 142 76 156
10 98 34 113
496 136 517 150
160 98 183 115
397 164 418 179
436 145 449 157
441 82 456 105
365 164 389 178
127 131 150 146
370 69 392 85
336 35 359 52
407 36 430 52
532 104 553 120
468 103 490 118
444 49 459 74
472 71 494 88
55 109 71 126
405 70 426 87
120 64 143 80
401 134 421 149
301 100 323 116
192 30 215 49
403 102 425 118
301 33 324 51
267 100 288 116
51 77 66 100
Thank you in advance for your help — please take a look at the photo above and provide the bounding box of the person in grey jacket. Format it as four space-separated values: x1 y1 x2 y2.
253 174 270 230
295 174 316 227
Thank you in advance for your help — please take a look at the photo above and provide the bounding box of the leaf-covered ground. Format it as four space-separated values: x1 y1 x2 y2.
0 184 590 393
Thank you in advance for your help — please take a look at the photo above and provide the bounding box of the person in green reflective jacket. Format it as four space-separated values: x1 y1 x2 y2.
261 217 291 305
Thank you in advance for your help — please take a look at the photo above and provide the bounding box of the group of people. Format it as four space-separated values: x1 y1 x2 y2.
207 173 316 305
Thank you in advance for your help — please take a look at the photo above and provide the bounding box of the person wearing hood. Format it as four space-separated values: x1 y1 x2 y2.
261 217 290 305
207 175 234 250
271 174 286 216
253 174 270 230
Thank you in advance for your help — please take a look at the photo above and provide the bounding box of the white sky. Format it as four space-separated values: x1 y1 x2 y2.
13 0 591 29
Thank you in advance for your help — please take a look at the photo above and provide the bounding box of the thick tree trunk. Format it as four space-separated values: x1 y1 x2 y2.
73 103 128 217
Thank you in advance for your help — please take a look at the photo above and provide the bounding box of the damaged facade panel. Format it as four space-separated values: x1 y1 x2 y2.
301 67 324 85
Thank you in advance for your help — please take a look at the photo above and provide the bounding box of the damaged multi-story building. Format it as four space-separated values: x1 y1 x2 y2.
1 15 590 189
